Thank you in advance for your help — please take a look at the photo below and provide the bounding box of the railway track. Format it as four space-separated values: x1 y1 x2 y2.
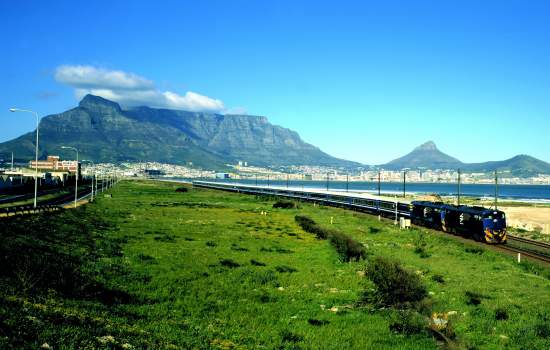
501 235 550 265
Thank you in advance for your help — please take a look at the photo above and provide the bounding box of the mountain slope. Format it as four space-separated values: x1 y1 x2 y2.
383 141 550 175
463 155 550 176
0 95 359 168
383 141 463 170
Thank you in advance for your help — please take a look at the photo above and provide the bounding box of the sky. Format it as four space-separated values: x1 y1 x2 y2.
0 0 549 164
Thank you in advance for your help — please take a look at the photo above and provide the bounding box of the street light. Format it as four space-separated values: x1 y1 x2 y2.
61 146 79 208
82 160 96 202
9 108 40 208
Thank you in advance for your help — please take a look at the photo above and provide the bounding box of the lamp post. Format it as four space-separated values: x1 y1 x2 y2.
83 160 95 202
61 146 79 208
9 108 40 208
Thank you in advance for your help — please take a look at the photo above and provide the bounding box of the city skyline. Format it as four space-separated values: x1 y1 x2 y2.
1 0 549 164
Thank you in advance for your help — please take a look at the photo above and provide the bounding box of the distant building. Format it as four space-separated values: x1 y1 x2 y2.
29 155 80 175
145 169 164 178
215 173 230 179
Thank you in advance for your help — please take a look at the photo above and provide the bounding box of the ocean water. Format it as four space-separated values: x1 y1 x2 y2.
189 179 550 203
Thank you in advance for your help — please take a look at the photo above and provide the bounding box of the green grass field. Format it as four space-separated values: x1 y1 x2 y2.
1 180 549 349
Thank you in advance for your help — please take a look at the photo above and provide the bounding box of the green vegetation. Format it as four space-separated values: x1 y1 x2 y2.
1 180 549 349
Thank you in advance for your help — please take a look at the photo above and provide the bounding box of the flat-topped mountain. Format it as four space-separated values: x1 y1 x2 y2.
0 95 359 168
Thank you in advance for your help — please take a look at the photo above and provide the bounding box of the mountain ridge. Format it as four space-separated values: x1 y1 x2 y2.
382 141 550 176
0 95 359 169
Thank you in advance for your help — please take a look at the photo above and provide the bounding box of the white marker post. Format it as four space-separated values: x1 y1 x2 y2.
517 253 521 263
394 202 398 225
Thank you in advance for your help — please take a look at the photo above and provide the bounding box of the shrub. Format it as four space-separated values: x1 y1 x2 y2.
250 259 266 266
295 215 366 261
366 257 427 307
280 330 303 343
137 253 156 263
308 319 330 326
465 291 484 306
414 233 430 258
154 234 176 242
329 230 367 262
295 215 328 239
431 274 445 284
465 246 484 255
273 201 296 209
230 243 248 251
275 265 298 273
206 241 217 247
389 310 427 335
175 187 188 193
495 308 508 320
369 227 381 234
219 259 240 268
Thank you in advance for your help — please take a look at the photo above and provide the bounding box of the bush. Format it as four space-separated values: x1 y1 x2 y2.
295 215 328 239
175 187 188 193
275 265 298 273
250 259 266 266
465 291 485 306
205 241 217 247
220 259 240 268
308 318 330 326
329 230 367 262
366 257 427 307
431 274 445 284
273 200 296 209
414 233 430 258
295 215 366 261
495 308 508 320
389 310 428 335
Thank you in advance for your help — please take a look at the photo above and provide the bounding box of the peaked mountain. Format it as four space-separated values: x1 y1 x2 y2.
0 95 359 169
383 141 463 170
383 141 550 176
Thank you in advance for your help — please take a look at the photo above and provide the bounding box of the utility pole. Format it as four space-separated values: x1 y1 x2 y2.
378 170 381 196
326 172 329 191
494 170 498 210
286 173 289 188
346 173 349 192
403 170 406 198
255 174 258 186
267 174 270 188
457 168 461 206
11 152 14 171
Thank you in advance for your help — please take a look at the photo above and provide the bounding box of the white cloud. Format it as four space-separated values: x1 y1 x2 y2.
55 65 228 113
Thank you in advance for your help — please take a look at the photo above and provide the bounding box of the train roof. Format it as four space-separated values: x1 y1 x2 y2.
411 200 503 215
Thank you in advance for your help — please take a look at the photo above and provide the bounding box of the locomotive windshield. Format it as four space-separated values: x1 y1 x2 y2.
483 211 505 220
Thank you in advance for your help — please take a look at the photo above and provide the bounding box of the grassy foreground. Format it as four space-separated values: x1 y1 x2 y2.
0 180 549 349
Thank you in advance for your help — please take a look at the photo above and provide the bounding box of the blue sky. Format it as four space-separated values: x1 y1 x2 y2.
1 0 549 164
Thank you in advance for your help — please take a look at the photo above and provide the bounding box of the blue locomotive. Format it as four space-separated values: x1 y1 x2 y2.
411 201 507 244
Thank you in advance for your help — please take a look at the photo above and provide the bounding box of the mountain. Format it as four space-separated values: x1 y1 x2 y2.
0 95 359 169
382 141 463 170
463 155 550 176
383 141 550 176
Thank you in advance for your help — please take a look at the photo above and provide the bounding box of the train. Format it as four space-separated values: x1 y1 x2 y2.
411 201 506 244
192 181 507 244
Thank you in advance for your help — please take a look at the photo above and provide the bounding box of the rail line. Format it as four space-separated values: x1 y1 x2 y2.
194 181 550 265
502 235 550 265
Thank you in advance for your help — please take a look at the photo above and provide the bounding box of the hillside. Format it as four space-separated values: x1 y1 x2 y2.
1 181 549 348
383 141 550 175
0 95 359 169
383 141 463 170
